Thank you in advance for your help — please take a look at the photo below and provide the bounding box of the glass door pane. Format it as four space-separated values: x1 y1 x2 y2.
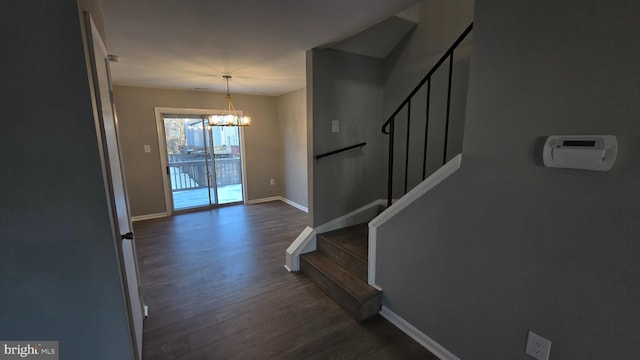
211 126 244 204
164 117 213 210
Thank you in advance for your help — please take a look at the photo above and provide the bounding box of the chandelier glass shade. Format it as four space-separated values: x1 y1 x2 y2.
208 75 252 126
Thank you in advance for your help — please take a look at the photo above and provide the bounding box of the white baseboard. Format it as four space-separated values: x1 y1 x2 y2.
380 306 460 360
315 199 386 234
246 196 308 213
131 212 168 222
133 198 305 223
280 197 308 213
246 196 282 204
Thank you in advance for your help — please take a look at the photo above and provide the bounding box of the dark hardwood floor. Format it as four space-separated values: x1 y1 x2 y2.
133 201 437 359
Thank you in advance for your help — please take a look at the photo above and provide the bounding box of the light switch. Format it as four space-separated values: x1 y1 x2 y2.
332 120 339 133
144 145 151 153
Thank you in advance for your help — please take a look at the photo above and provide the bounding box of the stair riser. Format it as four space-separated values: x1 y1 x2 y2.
301 256 381 322
317 237 368 283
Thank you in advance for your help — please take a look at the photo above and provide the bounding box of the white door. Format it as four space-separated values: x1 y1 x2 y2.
85 14 144 359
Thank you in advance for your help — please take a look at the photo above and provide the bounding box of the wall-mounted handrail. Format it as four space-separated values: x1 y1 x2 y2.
315 142 367 160
382 23 473 206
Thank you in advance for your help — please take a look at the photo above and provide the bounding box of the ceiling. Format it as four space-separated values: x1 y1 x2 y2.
99 0 418 96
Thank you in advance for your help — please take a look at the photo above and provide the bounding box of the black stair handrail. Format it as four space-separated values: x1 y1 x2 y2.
382 23 473 206
315 142 367 160
381 23 473 135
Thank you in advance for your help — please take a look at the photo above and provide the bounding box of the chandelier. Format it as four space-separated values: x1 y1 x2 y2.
208 75 252 126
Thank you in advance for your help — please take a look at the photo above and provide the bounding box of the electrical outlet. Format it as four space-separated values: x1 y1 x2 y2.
525 331 552 360
270 179 275 185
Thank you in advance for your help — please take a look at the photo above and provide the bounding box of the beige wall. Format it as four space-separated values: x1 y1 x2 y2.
114 86 284 216
276 88 308 208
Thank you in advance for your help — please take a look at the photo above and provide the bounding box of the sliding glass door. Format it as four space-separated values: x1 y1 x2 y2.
163 115 244 211
210 126 244 204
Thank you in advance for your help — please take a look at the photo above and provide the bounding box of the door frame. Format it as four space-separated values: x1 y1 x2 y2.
154 107 248 216
84 13 143 359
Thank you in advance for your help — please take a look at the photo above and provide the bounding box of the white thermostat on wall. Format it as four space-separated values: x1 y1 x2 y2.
543 135 617 171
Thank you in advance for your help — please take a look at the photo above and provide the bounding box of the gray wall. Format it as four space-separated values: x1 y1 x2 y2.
308 49 387 226
113 86 284 216
306 0 474 225
384 0 474 111
0 1 134 359
377 0 640 359
383 0 474 195
277 88 308 208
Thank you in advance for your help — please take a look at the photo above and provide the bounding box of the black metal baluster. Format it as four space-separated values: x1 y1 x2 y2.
443 53 454 165
404 101 411 195
387 117 395 207
422 79 431 180
381 23 472 203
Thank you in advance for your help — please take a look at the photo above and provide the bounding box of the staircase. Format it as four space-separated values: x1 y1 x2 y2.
300 223 382 322
296 23 473 323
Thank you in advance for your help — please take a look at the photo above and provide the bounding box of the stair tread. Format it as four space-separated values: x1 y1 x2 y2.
318 223 368 262
301 252 379 302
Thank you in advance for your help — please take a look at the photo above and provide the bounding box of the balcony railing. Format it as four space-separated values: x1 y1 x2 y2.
168 158 242 191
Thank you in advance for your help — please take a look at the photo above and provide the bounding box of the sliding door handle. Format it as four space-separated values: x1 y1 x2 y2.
121 232 134 240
